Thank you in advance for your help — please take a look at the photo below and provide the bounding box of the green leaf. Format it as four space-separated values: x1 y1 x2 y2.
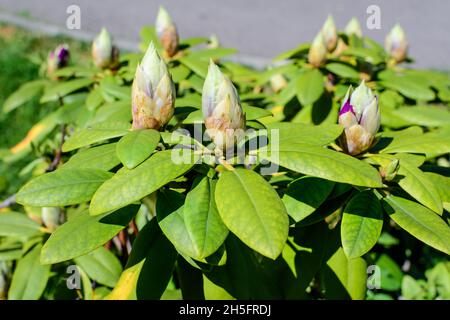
323 247 367 300
116 130 160 169
265 122 343 146
0 212 42 238
382 196 450 255
158 179 229 260
380 133 450 158
3 80 47 113
179 57 208 78
296 69 324 105
326 63 360 79
282 177 335 222
62 143 121 171
62 121 130 152
40 78 94 103
41 205 139 264
375 253 403 291
396 157 443 214
259 143 382 188
8 244 50 300
90 150 198 215
187 48 237 60
341 191 383 259
215 169 289 259
424 172 450 205
107 219 177 300
392 105 450 127
380 76 435 101
16 169 113 207
86 87 104 111
74 246 123 288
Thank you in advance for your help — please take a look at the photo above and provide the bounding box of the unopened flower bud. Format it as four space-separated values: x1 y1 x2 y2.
131 42 175 130
308 32 327 67
321 15 338 52
270 73 288 93
338 81 380 155
202 60 246 152
345 18 362 38
156 6 179 57
208 34 220 49
380 158 400 181
47 44 70 78
385 24 408 64
41 207 63 231
92 28 120 69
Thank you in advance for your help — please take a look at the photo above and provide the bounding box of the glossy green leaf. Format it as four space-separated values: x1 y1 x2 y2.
41 205 139 264
179 57 208 78
376 253 403 291
62 121 130 152
3 80 47 113
90 150 198 215
380 76 435 101
62 143 121 171
380 133 450 159
341 191 383 259
282 177 335 222
0 212 42 238
296 69 324 105
383 196 450 255
86 87 104 111
324 247 367 300
74 246 123 288
215 169 289 259
116 130 160 169
425 172 450 205
259 143 382 188
8 244 50 300
392 105 450 127
16 169 113 207
326 63 360 79
265 122 343 146
396 157 443 214
40 78 94 103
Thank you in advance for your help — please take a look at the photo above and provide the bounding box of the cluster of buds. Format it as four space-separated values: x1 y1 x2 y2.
92 28 120 69
46 44 70 78
385 24 408 64
202 60 246 153
156 6 179 58
338 81 380 155
131 42 175 130
345 17 362 38
308 15 337 67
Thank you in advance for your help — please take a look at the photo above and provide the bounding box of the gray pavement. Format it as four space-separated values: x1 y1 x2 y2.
0 0 449 69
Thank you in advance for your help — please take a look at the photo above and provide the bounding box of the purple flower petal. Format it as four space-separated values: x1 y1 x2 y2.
339 99 356 116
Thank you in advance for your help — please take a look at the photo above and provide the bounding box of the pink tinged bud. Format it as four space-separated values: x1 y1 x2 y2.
338 81 380 155
131 42 175 130
202 61 246 152
308 32 327 67
92 28 120 69
345 18 363 38
385 24 408 63
156 6 179 57
47 44 70 77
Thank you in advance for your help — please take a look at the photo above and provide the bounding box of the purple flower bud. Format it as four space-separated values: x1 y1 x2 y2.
47 44 70 77
338 81 380 155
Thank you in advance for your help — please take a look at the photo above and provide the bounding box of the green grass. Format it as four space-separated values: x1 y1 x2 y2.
0 24 90 196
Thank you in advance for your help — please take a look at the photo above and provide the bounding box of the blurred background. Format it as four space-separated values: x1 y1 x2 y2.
0 0 449 69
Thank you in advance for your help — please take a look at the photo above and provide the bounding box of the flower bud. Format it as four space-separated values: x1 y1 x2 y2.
380 158 400 181
156 6 179 57
47 44 70 77
345 18 362 38
92 28 120 69
131 42 175 130
270 73 288 93
321 15 338 52
338 81 380 155
385 24 408 63
308 32 327 67
41 207 63 231
202 60 246 152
